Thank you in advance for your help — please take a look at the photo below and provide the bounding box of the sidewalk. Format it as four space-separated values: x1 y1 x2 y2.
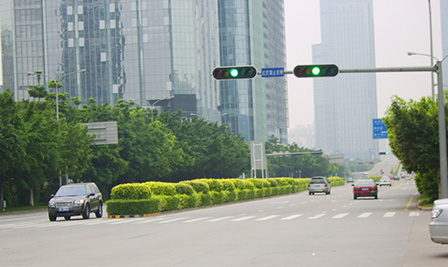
403 208 448 266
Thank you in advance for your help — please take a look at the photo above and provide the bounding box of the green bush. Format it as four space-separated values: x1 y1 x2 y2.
266 178 278 187
182 181 209 194
211 191 225 205
176 183 195 195
196 179 223 192
271 187 279 196
246 189 255 199
229 179 245 190
221 180 236 192
200 192 212 206
110 183 151 200
247 178 264 189
237 189 247 201
145 182 176 196
263 188 271 197
106 198 160 215
160 195 181 211
242 180 255 190
227 191 237 202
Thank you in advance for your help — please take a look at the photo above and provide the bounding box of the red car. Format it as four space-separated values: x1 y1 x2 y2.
353 179 378 199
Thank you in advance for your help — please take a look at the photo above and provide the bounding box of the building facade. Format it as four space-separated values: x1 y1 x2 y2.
217 0 288 143
313 0 378 160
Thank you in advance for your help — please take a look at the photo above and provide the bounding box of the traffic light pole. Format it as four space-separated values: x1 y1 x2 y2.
340 64 447 199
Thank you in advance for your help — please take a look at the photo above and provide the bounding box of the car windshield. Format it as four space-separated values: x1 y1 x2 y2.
55 185 86 197
310 178 325 184
356 180 375 186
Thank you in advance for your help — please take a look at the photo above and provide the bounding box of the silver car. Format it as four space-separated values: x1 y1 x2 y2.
429 198 448 244
308 176 331 195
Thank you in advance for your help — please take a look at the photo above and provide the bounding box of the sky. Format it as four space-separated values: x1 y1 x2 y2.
285 0 443 127
0 0 443 130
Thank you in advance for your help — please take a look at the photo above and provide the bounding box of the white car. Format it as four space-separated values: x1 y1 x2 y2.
429 198 448 244
378 177 392 187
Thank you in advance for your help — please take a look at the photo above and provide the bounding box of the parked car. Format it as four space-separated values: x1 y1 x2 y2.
308 176 331 195
378 177 392 187
353 179 378 199
48 183 103 221
429 198 448 244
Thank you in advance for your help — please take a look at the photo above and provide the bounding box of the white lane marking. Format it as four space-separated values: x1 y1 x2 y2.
231 216 256 222
308 214 326 220
281 214 303 220
383 212 396 218
207 216 233 222
183 217 212 223
133 218 165 224
409 212 420 217
332 213 349 219
256 215 280 221
159 217 190 224
358 212 372 218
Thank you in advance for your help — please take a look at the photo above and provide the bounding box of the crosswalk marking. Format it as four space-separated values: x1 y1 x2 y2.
383 212 396 218
308 214 326 220
358 212 372 218
232 216 255 222
332 213 349 219
281 214 302 220
256 215 280 221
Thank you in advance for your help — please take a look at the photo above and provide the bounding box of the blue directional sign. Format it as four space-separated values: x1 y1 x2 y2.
373 119 388 139
261 68 284 77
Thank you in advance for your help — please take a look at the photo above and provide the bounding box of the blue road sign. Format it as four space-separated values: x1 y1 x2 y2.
373 119 388 139
261 68 284 77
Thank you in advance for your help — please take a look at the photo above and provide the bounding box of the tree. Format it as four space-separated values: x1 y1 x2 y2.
383 95 442 201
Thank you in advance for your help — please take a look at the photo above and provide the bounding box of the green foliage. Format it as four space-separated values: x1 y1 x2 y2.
415 171 438 204
145 182 176 196
110 183 151 200
211 191 226 205
246 178 264 189
195 179 223 192
182 181 209 194
159 195 181 211
229 179 245 190
106 198 160 215
200 192 212 206
176 183 195 195
220 180 236 192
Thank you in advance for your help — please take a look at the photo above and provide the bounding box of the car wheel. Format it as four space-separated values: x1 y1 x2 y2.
95 203 103 218
354 195 357 200
49 215 56 222
374 194 378 199
309 192 312 195
82 204 90 219
64 216 71 220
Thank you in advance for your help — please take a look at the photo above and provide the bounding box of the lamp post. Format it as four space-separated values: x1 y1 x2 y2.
428 0 435 99
407 52 448 198
147 96 174 123
27 69 86 187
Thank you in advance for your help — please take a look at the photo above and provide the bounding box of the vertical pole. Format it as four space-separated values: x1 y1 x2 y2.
429 0 435 99
437 61 448 198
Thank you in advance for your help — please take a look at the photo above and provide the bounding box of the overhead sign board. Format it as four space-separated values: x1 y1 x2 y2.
261 68 284 77
373 119 388 139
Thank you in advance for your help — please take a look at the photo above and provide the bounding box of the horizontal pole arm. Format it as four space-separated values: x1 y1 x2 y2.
340 66 437 73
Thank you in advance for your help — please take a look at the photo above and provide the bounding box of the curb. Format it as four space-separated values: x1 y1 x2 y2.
108 212 160 219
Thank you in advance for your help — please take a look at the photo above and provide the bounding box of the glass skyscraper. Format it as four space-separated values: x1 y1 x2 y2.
313 0 378 160
217 0 288 143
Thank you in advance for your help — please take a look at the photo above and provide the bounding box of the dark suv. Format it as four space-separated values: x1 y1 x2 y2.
48 183 103 221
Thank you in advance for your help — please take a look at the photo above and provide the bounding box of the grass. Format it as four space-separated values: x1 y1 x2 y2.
0 205 47 214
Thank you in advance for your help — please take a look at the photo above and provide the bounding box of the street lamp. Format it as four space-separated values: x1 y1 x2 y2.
147 96 174 123
407 52 448 198
27 69 86 120
27 69 86 187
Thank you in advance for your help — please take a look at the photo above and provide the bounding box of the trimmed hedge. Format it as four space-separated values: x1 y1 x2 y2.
106 177 346 216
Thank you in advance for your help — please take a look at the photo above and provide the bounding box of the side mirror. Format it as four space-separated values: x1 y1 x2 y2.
51 194 55 198
88 193 95 197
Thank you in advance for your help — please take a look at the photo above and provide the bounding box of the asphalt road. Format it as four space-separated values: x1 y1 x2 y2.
1 180 447 267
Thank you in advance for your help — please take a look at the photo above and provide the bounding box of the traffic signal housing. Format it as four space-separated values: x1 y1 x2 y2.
293 64 339 78
379 152 390 155
212 66 257 80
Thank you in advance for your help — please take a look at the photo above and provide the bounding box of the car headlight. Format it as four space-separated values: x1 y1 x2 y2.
48 199 55 208
432 209 443 219
74 199 85 206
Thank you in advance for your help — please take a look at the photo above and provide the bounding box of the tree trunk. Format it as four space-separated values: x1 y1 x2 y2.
29 189 34 206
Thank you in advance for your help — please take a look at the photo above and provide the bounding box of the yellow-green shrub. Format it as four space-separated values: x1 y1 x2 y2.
110 183 151 200
145 182 176 196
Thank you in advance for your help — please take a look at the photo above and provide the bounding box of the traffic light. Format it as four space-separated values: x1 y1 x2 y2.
212 66 257 80
293 64 339 78
379 152 390 155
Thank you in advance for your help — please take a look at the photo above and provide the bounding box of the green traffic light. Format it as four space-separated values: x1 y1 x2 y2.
312 67 321 76
230 68 239 77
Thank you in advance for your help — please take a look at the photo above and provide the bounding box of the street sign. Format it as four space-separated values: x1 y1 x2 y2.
261 68 284 77
373 119 388 139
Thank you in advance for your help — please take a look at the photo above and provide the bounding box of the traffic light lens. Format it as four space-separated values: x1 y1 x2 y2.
312 67 321 76
230 69 239 77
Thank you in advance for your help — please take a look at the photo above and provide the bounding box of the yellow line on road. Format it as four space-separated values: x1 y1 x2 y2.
405 196 414 211
392 184 403 190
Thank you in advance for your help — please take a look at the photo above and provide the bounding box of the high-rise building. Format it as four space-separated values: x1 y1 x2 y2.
441 0 448 89
1 0 221 122
217 0 288 143
313 0 378 160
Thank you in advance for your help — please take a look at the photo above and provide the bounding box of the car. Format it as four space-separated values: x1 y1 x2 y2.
378 177 392 187
48 183 103 221
346 177 354 184
308 176 331 195
353 179 378 199
429 198 448 244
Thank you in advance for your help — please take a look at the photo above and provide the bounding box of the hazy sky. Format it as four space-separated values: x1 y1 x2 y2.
0 0 443 130
285 0 443 127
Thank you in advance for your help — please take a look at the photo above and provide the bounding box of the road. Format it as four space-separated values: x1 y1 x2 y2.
1 180 447 267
